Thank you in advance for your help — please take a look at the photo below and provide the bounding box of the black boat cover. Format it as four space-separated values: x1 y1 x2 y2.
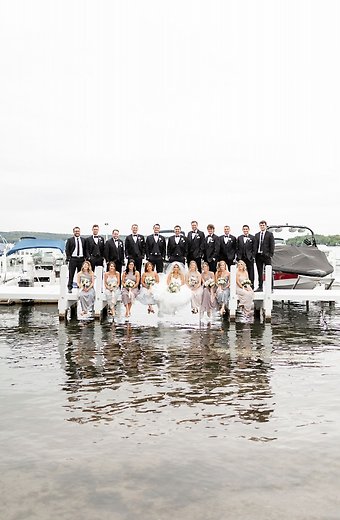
272 245 334 277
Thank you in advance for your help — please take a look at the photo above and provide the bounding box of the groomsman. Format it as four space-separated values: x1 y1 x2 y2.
254 220 275 291
203 224 219 273
104 229 125 278
167 225 188 264
186 220 205 272
145 223 166 273
124 223 145 274
65 226 86 293
236 224 256 286
218 225 237 271
85 224 105 271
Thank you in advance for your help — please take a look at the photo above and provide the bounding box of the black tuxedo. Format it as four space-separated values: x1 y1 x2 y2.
145 234 166 273
203 233 219 272
104 238 125 277
218 234 237 271
254 230 275 289
65 235 86 291
236 234 256 284
186 230 205 272
84 235 105 270
167 235 188 264
124 234 145 274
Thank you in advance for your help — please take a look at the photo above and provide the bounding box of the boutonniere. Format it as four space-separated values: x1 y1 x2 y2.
181 238 185 242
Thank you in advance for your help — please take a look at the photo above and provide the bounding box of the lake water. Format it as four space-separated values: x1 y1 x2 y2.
1 298 340 519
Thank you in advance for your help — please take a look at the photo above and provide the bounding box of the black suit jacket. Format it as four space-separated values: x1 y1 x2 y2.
145 234 166 259
236 234 256 262
124 234 146 260
218 234 237 262
187 230 205 259
84 235 105 260
104 238 125 264
167 235 188 260
254 230 275 257
65 236 86 261
203 234 219 262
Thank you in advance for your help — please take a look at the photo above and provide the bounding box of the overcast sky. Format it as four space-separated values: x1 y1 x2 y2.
0 0 339 237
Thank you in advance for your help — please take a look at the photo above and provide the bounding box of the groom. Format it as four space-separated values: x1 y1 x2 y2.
167 225 188 265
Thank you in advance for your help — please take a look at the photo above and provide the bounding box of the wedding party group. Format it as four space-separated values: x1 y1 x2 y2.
65 220 275 320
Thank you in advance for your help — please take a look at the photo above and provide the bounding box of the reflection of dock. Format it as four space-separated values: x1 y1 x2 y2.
1 264 340 323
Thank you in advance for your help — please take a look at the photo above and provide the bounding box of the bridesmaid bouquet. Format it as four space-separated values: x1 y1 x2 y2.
108 280 117 290
241 279 252 288
168 281 180 293
145 276 155 287
188 276 197 287
81 278 91 289
217 277 227 287
125 279 135 289
204 279 215 288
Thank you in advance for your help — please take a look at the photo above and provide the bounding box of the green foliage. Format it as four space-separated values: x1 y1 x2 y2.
0 231 69 243
286 234 340 246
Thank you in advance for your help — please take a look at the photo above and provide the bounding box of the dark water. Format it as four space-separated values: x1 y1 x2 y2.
1 302 340 520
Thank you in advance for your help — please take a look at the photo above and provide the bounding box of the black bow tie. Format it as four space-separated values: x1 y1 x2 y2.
154 234 159 236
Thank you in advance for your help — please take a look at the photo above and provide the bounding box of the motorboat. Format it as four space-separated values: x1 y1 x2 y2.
268 225 335 289
1 237 66 287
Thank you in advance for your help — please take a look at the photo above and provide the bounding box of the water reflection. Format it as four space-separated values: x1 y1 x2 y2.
60 319 274 431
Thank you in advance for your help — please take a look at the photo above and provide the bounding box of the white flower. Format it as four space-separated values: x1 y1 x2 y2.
125 279 135 288
204 279 215 288
241 279 252 288
188 276 197 287
81 278 91 289
108 280 117 289
145 276 155 287
217 277 227 286
168 281 180 293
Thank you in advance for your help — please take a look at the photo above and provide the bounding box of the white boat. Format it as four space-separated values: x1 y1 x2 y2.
268 225 335 290
0 237 66 289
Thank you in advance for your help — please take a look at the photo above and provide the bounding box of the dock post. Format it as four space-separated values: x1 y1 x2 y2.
94 266 105 320
58 264 68 320
263 265 273 322
229 265 237 321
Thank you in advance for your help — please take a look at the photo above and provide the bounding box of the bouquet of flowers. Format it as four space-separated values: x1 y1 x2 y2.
81 277 91 289
241 278 252 288
168 281 180 293
145 276 155 287
107 280 117 290
204 278 215 288
217 277 227 287
188 276 197 287
125 279 135 289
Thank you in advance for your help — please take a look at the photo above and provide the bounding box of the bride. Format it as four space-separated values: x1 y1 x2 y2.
153 262 192 315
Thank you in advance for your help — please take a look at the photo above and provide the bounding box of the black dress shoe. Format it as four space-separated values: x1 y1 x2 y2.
255 287 263 292
68 289 72 294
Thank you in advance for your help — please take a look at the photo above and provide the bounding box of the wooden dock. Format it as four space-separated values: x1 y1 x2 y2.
0 264 339 322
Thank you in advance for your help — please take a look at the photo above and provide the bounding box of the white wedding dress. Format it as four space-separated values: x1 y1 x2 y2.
153 265 192 315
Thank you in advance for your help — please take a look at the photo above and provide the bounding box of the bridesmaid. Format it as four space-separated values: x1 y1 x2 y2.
236 260 254 316
77 260 95 317
185 260 202 314
103 261 121 316
138 261 159 314
215 260 230 315
121 259 140 318
200 261 216 320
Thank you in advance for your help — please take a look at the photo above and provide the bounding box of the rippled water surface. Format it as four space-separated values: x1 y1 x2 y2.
1 302 340 520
